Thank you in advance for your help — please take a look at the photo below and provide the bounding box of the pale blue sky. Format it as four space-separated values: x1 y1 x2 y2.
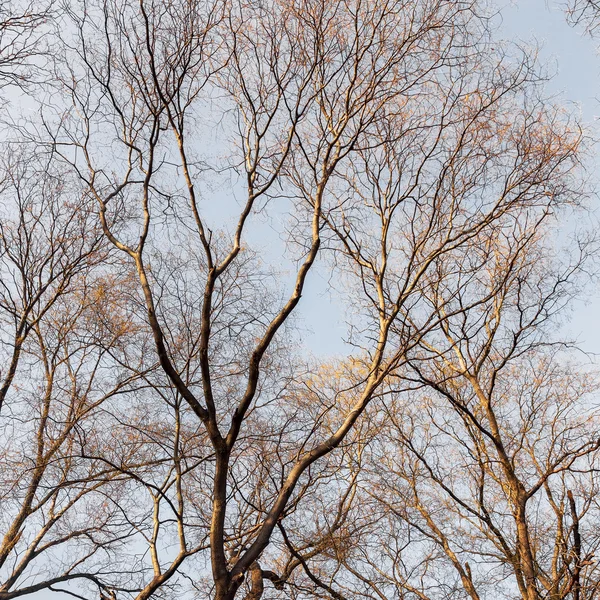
501 0 600 118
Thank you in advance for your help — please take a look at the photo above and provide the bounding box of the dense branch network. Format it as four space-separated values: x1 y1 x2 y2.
0 1 598 600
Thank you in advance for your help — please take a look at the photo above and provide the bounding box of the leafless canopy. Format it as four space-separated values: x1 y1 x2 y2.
566 0 600 33
0 0 598 599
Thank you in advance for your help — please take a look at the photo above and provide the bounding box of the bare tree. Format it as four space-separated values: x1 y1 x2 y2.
363 354 600 600
566 0 600 33
310 203 600 600
0 147 217 600
0 0 52 91
0 0 592 598
0 146 139 598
